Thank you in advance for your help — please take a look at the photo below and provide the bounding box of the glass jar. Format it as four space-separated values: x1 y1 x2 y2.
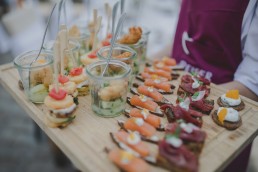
97 44 138 75
14 50 54 103
69 31 91 58
86 60 131 117
43 40 80 73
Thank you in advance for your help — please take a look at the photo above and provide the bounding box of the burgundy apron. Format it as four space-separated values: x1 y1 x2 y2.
172 1 252 171
172 0 249 84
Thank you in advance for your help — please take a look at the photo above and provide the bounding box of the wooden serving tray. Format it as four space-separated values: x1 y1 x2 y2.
1 63 258 172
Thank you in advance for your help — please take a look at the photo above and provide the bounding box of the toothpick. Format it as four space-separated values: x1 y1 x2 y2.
92 16 102 51
53 41 60 92
59 30 66 76
105 3 111 37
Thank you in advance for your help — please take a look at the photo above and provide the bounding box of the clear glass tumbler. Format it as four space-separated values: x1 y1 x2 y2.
86 60 131 117
43 40 80 72
97 44 138 75
14 50 54 103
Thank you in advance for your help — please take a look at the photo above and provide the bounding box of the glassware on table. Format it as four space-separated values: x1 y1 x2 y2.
86 60 131 118
14 50 54 103
69 29 91 58
97 44 138 75
43 40 80 72
118 35 148 73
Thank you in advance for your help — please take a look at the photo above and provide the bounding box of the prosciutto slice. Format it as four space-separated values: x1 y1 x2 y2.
161 104 203 127
181 74 210 86
158 140 198 172
180 83 210 97
165 123 206 143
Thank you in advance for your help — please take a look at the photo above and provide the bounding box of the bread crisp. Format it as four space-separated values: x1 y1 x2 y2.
212 110 242 130
217 97 245 111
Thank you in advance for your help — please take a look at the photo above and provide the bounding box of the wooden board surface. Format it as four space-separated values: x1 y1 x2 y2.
1 63 258 172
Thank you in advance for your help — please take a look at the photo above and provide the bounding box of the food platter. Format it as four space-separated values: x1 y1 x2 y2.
1 62 258 172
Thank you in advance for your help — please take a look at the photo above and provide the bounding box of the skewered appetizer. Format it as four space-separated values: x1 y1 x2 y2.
68 67 89 96
44 88 77 128
161 104 204 128
108 148 150 172
212 107 242 130
49 75 78 98
124 108 163 130
80 50 99 66
177 91 214 115
217 89 245 111
157 139 198 172
130 85 170 104
165 122 206 155
127 95 163 116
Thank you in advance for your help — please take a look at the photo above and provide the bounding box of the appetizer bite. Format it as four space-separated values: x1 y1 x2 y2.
177 78 210 98
118 117 158 143
137 72 168 82
212 107 242 130
143 78 175 94
181 74 210 86
165 122 206 155
177 91 214 115
157 139 198 172
49 75 79 102
44 88 77 128
144 67 173 81
161 104 203 128
130 85 170 104
118 27 142 45
68 67 89 96
124 108 164 130
80 49 99 66
110 131 154 161
127 95 163 116
108 148 150 172
217 89 245 111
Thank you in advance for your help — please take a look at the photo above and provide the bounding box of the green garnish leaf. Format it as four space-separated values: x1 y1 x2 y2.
73 97 79 105
66 116 76 123
192 92 199 99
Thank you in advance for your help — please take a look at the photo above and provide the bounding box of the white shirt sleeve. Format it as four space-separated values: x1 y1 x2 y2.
234 0 258 96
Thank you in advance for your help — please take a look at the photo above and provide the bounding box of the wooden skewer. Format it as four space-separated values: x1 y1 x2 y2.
92 16 102 51
105 3 112 37
53 40 60 92
59 30 66 76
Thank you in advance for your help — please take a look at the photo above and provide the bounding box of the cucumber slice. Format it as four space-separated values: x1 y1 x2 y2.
29 84 48 103
101 98 124 109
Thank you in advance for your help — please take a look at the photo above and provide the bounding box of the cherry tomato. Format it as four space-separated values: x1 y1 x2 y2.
107 33 112 39
88 51 97 59
102 40 110 46
49 88 67 100
58 75 69 84
70 67 83 76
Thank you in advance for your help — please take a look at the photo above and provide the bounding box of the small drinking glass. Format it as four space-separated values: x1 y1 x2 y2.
14 50 54 103
97 44 138 75
43 40 80 72
69 30 90 58
86 60 131 117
